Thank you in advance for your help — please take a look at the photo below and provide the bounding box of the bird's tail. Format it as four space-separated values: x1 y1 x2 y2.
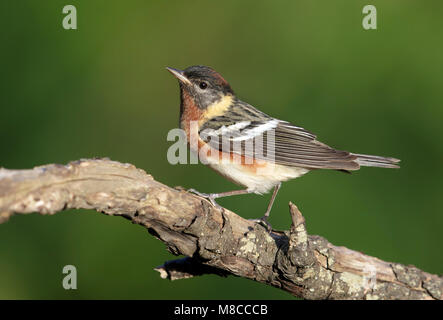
352 153 400 169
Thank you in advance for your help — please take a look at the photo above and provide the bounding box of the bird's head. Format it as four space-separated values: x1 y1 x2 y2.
167 65 234 111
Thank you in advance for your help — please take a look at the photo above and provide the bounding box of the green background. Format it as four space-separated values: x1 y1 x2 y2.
0 0 442 299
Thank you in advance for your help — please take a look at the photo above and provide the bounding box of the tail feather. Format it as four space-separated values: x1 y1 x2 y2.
352 153 400 169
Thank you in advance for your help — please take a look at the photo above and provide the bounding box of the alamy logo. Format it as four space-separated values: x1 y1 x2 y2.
62 5 77 30
362 5 377 30
62 265 77 290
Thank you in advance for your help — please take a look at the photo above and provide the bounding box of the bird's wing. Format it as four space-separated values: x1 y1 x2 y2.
199 100 360 170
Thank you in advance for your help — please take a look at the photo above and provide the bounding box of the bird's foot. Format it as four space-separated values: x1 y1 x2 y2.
249 216 273 233
187 188 222 209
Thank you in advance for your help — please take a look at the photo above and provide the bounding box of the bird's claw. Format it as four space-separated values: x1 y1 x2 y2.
249 216 273 233
187 188 222 209
187 188 210 198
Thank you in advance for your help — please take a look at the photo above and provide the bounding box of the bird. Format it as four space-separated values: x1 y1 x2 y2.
166 65 400 229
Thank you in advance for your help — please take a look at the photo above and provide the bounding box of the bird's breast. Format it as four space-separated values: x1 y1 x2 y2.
195 139 309 194
178 93 309 193
180 90 203 135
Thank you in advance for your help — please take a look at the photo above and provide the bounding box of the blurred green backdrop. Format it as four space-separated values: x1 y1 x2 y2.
0 0 442 299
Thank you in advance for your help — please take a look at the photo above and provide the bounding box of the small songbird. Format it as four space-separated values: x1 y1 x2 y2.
167 65 400 229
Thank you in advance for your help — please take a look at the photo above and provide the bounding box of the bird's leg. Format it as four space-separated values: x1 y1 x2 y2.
262 183 281 221
189 184 282 232
251 183 281 231
187 188 251 208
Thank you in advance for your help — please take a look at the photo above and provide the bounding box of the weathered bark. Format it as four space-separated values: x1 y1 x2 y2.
0 159 441 300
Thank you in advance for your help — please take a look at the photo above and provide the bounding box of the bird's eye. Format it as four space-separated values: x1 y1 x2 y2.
199 81 208 89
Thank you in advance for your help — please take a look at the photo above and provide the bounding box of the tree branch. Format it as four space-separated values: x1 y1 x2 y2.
0 159 441 300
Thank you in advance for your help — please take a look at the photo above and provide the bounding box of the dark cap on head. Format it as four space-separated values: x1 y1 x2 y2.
167 65 235 110
183 65 234 95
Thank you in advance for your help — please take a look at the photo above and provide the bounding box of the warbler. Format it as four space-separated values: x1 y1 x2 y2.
167 65 400 228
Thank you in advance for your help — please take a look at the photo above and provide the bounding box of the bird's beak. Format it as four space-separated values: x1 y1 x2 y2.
166 67 191 85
